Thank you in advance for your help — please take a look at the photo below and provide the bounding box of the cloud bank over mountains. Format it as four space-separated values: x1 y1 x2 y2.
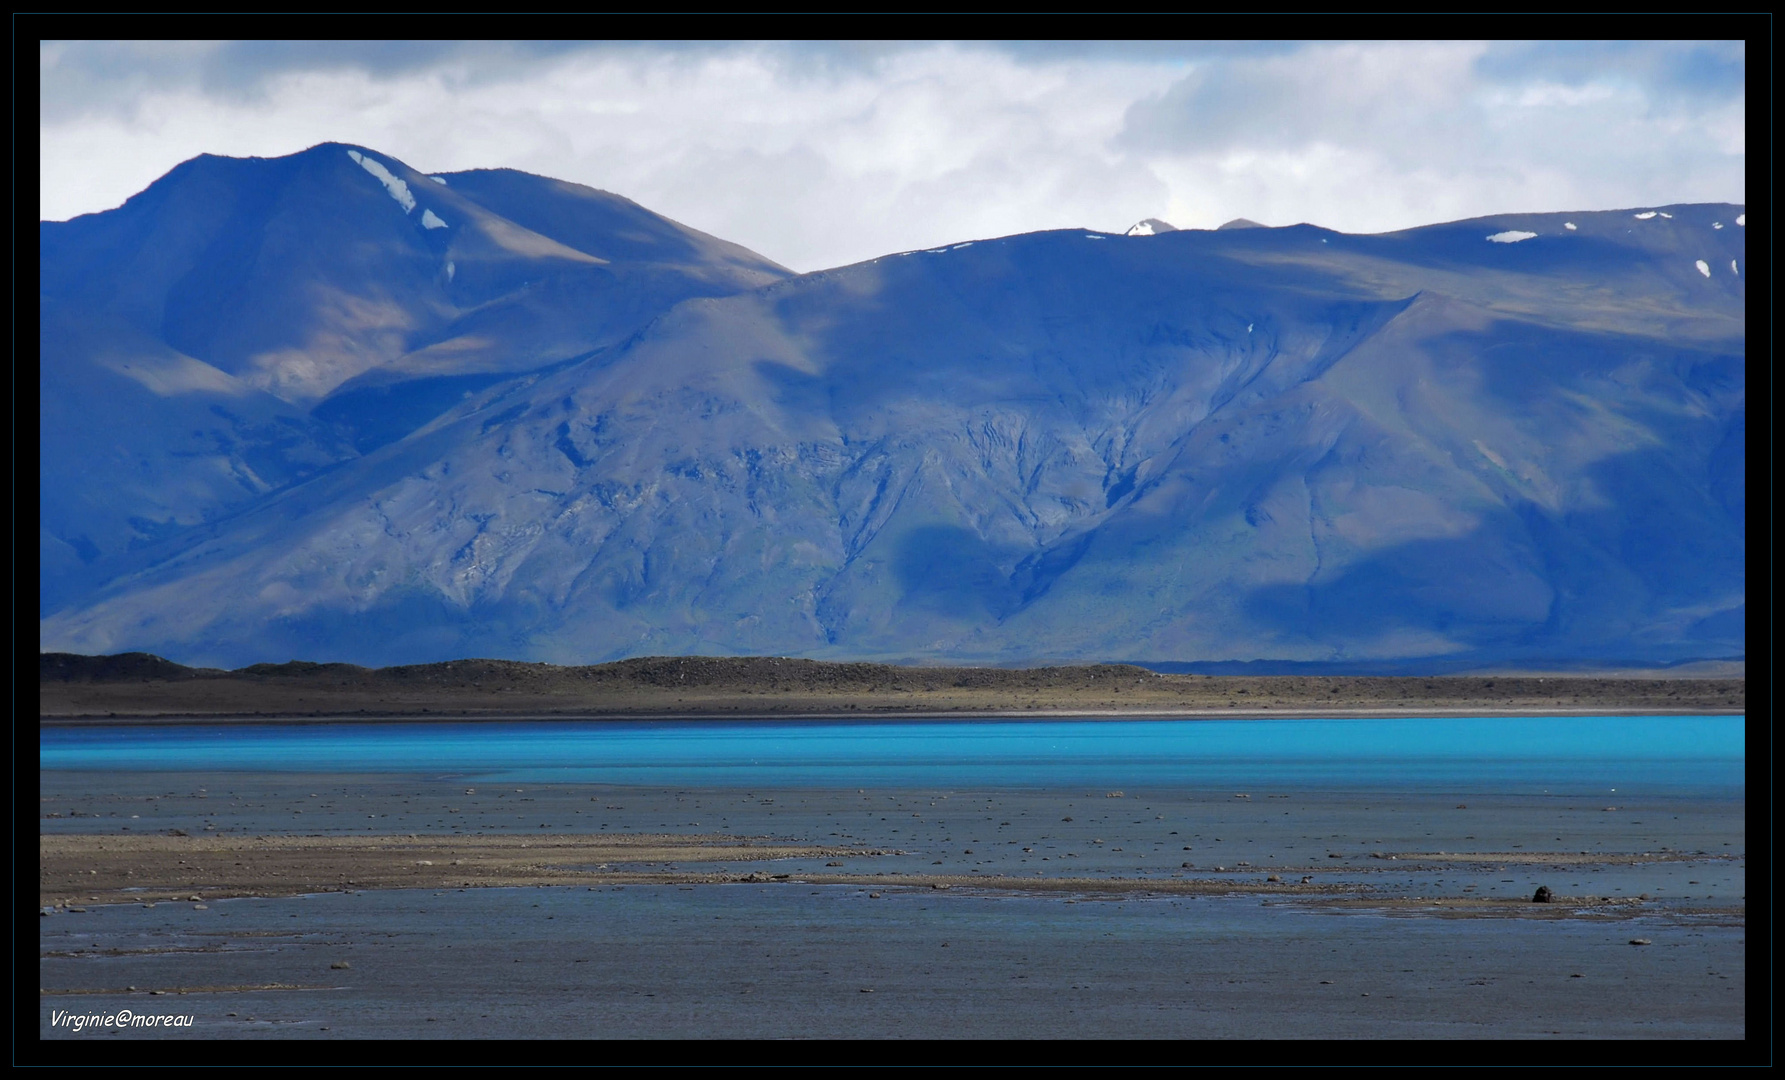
41 40 1745 273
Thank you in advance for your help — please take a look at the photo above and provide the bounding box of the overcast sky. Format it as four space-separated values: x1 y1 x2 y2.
40 40 1745 273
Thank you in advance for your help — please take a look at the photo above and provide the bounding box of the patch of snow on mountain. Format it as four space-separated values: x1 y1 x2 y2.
1127 221 1156 236
1247 324 1254 333
429 176 448 185
1712 222 1723 229
1564 222 1577 230
446 261 455 281
1487 231 1537 243
1085 234 1106 240
1634 211 1658 220
347 150 416 214
421 209 448 230
1695 260 1711 277
951 243 974 250
1659 212 1673 219
1731 260 1738 276
1736 214 1745 226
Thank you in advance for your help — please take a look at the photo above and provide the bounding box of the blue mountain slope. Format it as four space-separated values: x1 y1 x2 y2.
38 299 354 612
40 145 791 610
42 188 1743 670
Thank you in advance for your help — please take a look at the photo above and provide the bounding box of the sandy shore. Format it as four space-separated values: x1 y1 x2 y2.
39 832 1741 924
39 833 871 907
40 768 1746 939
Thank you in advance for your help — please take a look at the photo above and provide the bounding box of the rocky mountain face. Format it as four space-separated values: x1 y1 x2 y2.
40 147 1744 671
41 144 788 609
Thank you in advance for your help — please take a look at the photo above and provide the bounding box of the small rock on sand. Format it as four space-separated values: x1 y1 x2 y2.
1629 938 1652 946
331 961 352 970
1532 886 1554 903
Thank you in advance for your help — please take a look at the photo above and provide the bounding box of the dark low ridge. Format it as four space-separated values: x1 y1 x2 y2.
40 652 1156 690
40 652 224 683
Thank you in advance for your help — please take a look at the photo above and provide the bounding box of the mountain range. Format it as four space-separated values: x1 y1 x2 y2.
39 144 1745 671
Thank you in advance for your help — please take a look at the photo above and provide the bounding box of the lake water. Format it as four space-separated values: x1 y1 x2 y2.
39 715 1744 792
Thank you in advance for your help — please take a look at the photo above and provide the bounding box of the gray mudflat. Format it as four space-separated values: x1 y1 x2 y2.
41 885 1742 1039
40 771 1745 1039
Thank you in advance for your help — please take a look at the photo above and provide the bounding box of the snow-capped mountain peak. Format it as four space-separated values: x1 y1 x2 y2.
1124 218 1178 237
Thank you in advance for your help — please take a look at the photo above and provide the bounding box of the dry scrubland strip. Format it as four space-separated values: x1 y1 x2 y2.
39 832 878 907
39 654 1744 718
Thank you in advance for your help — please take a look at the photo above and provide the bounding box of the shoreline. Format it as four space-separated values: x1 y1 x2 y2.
39 705 1747 725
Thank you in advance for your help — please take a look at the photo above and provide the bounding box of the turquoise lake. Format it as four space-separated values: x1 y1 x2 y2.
40 715 1743 792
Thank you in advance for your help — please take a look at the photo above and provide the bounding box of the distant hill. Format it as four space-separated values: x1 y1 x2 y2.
37 651 1745 719
40 147 1744 672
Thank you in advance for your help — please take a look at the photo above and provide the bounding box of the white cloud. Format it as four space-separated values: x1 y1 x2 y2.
1121 40 1745 235
40 41 1745 273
